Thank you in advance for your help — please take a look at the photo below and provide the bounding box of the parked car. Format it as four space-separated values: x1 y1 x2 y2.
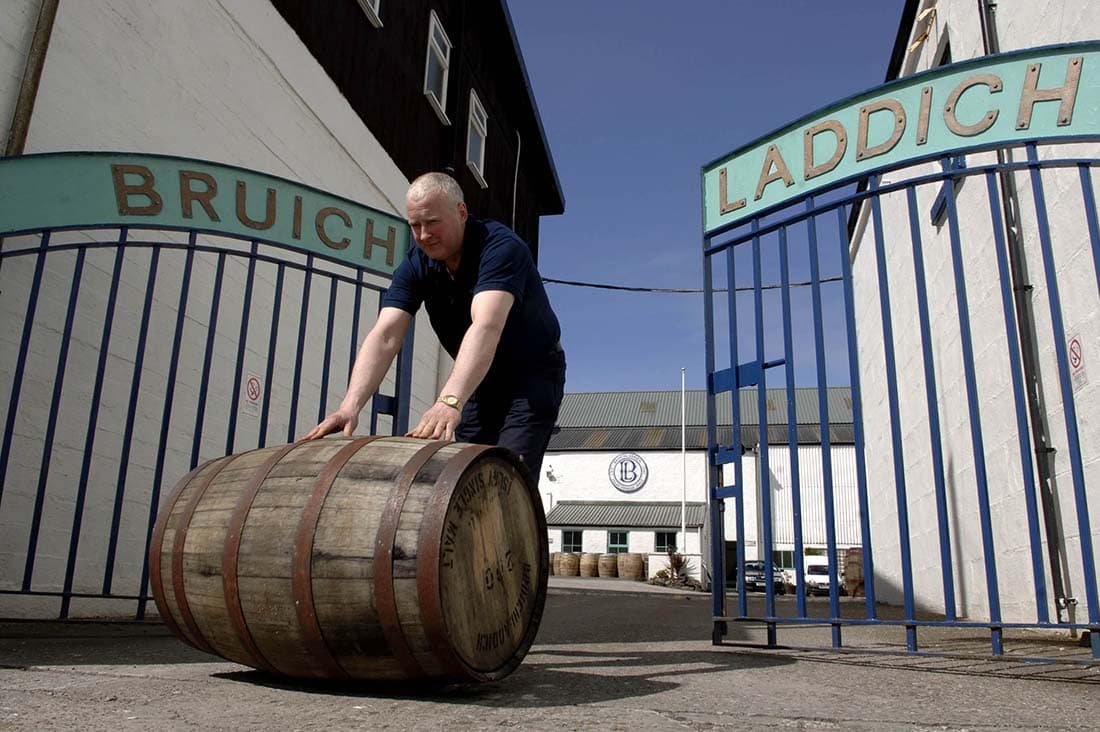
803 563 832 596
742 561 786 594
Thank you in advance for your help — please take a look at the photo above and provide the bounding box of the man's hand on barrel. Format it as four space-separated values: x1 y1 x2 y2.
304 406 359 440
406 400 461 441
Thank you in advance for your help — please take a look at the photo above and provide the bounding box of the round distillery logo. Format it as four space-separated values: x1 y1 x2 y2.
609 453 648 493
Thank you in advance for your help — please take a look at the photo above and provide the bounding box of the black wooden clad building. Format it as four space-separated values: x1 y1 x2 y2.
269 0 564 259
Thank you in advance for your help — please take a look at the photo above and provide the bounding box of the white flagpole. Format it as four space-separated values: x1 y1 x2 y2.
681 367 687 553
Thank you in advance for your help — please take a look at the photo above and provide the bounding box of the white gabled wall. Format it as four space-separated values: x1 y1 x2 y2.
852 0 1099 621
0 0 447 618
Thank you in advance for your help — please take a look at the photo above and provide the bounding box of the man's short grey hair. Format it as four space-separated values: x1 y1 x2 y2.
408 172 465 204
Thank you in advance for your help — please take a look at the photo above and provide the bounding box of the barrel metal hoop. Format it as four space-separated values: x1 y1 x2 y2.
148 460 208 648
290 436 382 679
373 439 452 678
222 440 303 674
417 443 495 681
165 453 243 655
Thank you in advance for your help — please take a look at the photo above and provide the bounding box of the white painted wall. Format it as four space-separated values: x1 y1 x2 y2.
544 445 861 578
0 0 448 618
851 0 1100 622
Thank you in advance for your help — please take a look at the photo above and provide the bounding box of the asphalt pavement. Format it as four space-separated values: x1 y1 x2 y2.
0 577 1097 730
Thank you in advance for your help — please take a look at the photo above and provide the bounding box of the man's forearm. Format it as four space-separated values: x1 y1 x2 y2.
440 322 504 403
341 329 403 413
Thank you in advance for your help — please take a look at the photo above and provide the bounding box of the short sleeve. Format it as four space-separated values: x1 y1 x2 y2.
473 226 531 302
380 256 423 314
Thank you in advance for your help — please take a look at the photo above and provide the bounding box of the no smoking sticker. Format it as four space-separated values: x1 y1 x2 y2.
1068 334 1087 393
242 373 263 417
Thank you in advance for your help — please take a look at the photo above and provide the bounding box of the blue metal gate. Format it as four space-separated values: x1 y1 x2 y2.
702 44 1099 661
0 152 413 620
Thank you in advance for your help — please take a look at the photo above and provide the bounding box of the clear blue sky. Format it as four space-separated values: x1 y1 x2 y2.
506 0 906 393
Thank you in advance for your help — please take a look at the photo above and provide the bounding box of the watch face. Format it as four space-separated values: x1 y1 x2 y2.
440 395 460 408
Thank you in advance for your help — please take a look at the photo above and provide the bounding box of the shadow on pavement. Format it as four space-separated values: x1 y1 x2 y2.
211 646 792 707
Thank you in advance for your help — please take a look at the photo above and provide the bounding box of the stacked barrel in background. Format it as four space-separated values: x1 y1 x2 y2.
548 551 646 580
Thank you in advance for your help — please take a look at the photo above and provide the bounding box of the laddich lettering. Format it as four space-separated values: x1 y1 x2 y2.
236 181 277 230
711 55 1085 222
180 171 220 221
316 207 352 249
111 164 163 216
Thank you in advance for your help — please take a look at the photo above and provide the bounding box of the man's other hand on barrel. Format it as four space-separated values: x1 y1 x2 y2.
304 406 359 440
406 400 460 441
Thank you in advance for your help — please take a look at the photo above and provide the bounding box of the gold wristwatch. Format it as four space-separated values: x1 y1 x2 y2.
437 394 462 410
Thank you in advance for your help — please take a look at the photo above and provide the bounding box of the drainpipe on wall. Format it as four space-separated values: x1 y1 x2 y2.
978 0 1073 624
5 0 60 156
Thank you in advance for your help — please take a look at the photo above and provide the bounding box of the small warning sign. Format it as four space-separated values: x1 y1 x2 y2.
1068 334 1087 393
243 373 263 417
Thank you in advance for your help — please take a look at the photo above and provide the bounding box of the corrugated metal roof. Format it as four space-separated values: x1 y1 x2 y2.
556 388 853 428
545 501 708 528
546 424 855 452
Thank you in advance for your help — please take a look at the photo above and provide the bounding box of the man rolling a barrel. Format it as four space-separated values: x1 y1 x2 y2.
305 172 566 484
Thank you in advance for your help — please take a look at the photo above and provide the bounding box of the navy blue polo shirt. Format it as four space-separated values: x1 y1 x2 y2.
381 217 562 389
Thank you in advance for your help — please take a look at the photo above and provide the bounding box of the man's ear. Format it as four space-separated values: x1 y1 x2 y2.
457 201 468 224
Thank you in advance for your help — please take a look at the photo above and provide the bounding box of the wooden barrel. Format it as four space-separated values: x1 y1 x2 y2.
149 436 548 683
558 553 580 576
579 553 600 577
597 554 618 578
549 552 560 576
617 552 645 581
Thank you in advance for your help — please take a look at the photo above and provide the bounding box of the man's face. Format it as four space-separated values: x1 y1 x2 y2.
405 190 467 265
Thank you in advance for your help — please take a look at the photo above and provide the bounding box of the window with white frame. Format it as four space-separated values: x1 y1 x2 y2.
356 0 382 28
466 89 488 187
423 10 452 125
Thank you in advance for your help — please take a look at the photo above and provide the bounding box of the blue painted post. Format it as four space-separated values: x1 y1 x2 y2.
703 239 728 639
835 207 876 617
904 186 956 621
287 256 314 443
942 167 1001 655
104 247 161 596
225 242 260 455
984 172 1049 623
752 229 777 645
727 238 746 620
258 263 286 448
190 252 227 469
62 232 127 618
23 247 86 593
1026 146 1099 659
779 226 807 618
868 180 917 652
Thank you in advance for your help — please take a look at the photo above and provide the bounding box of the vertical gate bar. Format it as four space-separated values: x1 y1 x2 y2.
225 242 259 455
349 270 364 381
808 202 842 647
137 240 197 619
393 317 416 435
1079 164 1100 299
836 206 876 616
868 180 917 652
258 263 286 448
190 251 227 470
23 247 86 591
318 275 339 423
104 247 161 596
370 296 384 436
0 231 50 509
779 225 807 617
287 255 314 443
703 240 727 636
752 228 776 643
985 171 1049 623
727 240 746 619
1026 146 1100 650
942 165 1002 655
904 187 957 622
62 231 127 618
